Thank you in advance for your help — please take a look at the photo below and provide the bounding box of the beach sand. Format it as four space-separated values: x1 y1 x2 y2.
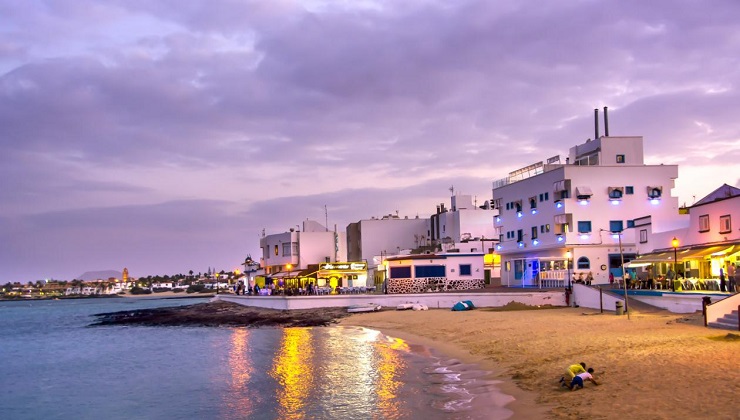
339 306 740 419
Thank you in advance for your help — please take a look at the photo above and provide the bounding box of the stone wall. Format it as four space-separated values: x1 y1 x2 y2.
387 277 485 294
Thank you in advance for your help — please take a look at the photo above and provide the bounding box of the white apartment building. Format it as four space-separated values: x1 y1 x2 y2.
260 219 347 276
492 135 685 287
346 214 428 285
629 184 740 281
430 194 498 248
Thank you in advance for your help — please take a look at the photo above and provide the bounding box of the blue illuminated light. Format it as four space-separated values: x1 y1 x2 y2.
517 211 523 218
533 239 539 245
650 198 660 205
531 209 537 215
496 244 502 250
611 234 620 239
580 234 590 240
556 202 563 209
579 200 589 206
496 216 501 223
518 242 524 248
557 235 564 242
610 200 620 206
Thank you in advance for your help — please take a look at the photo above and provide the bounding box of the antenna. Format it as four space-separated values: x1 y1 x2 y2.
324 205 328 232
449 185 454 195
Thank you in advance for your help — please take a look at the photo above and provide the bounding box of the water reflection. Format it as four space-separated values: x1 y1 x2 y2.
224 328 255 417
374 331 409 419
270 328 314 419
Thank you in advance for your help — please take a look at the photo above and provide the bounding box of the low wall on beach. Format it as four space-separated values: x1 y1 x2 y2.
213 291 566 310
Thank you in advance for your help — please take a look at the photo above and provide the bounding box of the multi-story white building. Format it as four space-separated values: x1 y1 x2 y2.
260 219 347 277
629 184 740 283
492 135 685 287
430 194 498 248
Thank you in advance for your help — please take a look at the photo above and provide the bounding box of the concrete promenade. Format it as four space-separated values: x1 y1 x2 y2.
213 289 567 310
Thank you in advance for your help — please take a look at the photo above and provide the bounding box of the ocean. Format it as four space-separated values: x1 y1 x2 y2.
0 298 514 419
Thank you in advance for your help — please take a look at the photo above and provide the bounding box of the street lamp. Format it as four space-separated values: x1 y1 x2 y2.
214 272 219 295
671 237 679 292
565 250 572 291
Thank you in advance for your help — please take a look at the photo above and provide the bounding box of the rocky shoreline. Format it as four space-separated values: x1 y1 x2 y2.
90 300 352 328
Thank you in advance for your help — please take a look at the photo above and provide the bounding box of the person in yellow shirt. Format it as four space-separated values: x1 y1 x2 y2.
559 362 587 385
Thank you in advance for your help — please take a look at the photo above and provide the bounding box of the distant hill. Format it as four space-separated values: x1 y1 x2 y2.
77 270 123 281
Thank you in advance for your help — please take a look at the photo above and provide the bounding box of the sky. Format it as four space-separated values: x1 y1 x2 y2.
2 0 739 282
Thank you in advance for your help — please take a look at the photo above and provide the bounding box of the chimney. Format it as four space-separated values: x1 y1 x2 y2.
594 108 599 140
603 106 609 136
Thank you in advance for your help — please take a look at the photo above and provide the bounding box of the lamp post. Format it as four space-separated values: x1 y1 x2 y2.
214 272 219 295
671 237 679 292
566 251 572 291
617 231 630 319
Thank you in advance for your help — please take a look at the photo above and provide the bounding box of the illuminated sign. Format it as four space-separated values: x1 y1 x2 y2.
319 262 368 271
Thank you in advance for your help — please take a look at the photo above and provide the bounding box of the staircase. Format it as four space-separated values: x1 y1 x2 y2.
708 310 740 330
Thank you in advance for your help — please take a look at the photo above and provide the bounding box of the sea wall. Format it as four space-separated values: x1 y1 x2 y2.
213 291 566 310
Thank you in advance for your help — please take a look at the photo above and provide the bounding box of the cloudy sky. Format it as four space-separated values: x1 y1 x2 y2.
2 0 739 282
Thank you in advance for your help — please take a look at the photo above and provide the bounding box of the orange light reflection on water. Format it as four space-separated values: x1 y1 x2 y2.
270 328 314 420
224 328 255 417
374 334 409 419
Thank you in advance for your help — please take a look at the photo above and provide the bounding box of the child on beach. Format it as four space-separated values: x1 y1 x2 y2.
566 368 598 391
560 362 586 384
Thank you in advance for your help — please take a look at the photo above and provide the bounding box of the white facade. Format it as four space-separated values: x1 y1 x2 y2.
260 220 347 274
432 194 498 246
493 135 685 287
346 215 428 268
632 184 740 279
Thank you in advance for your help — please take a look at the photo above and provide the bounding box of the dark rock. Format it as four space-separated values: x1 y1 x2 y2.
90 300 351 328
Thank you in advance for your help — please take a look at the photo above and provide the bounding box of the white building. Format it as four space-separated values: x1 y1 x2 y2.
384 251 486 294
492 134 685 287
346 214 428 284
628 184 740 283
260 219 348 283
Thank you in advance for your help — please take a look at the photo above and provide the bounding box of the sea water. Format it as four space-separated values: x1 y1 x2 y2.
0 298 514 419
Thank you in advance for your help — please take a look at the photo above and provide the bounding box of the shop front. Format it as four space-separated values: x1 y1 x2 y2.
317 262 369 291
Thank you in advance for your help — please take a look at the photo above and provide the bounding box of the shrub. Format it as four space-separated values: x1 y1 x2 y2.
186 284 206 294
130 287 152 295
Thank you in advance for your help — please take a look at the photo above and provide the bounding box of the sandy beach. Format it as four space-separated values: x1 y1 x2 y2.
339 305 740 419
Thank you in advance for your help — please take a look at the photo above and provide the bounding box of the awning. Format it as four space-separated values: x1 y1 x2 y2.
270 271 300 279
676 244 737 260
623 251 675 267
575 186 593 198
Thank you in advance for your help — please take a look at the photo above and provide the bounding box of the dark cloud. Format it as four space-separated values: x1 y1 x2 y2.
1 0 739 281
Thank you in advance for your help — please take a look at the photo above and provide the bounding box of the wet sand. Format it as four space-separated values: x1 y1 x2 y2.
340 305 740 419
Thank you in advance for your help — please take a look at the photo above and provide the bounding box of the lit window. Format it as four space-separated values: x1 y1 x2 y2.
616 154 625 163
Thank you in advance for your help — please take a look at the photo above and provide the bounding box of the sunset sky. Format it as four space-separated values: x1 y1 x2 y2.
2 0 739 282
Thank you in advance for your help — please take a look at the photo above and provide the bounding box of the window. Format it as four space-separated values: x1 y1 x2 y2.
610 220 624 232
608 187 623 199
627 220 635 228
616 154 625 163
577 221 592 233
390 266 411 279
699 215 710 232
459 264 472 276
539 193 544 202
545 192 549 201
415 265 445 278
531 226 538 239
544 224 550 232
647 186 662 199
640 229 648 243
282 243 291 256
540 224 551 233
274 245 279 256
719 215 731 234
625 186 634 195
577 257 590 269
517 229 523 242
529 197 537 209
